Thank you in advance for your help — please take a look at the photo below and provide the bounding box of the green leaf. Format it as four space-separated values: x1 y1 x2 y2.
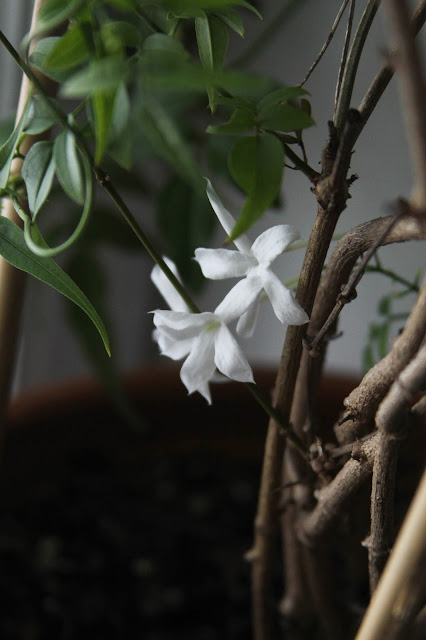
43 22 90 70
363 344 375 372
164 0 262 20
92 89 117 165
143 33 187 57
206 133 236 182
24 95 59 135
53 131 85 204
109 84 131 140
29 38 76 82
36 0 86 35
378 323 390 359
61 57 130 97
140 100 203 190
212 94 256 113
101 21 141 53
0 217 110 355
195 12 229 112
157 176 215 290
137 49 267 95
378 295 391 316
0 116 14 146
105 0 138 9
228 132 284 239
257 87 309 112
214 7 244 37
22 141 55 217
259 103 315 132
106 85 133 168
207 108 255 134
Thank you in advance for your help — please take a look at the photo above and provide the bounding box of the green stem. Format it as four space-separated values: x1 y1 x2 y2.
283 142 319 181
247 383 307 456
365 265 421 293
101 179 200 314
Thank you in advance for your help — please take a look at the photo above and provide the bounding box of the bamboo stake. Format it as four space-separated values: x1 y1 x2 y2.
354 469 426 640
0 0 53 432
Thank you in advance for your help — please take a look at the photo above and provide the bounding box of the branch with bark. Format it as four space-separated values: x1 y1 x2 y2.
368 330 426 594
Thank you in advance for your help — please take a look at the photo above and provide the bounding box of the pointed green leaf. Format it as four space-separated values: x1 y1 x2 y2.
141 100 203 190
101 21 141 53
195 12 229 111
228 132 284 239
207 108 255 134
0 217 110 354
36 0 86 34
105 0 138 9
212 94 256 113
378 323 390 358
61 57 130 97
24 95 59 135
43 22 90 70
106 85 133 168
92 89 117 165
157 176 215 290
214 7 244 37
0 117 14 146
257 87 309 112
53 131 85 204
22 141 55 217
259 103 314 132
0 102 30 189
143 33 188 57
29 38 76 82
164 0 262 19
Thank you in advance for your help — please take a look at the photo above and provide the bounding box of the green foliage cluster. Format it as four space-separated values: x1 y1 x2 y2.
0 0 315 355
362 257 421 371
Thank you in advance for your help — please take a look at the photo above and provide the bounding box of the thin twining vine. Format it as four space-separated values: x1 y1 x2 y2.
11 146 92 257
0 28 310 455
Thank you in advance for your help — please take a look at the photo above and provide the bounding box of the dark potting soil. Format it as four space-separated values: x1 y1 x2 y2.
0 450 264 640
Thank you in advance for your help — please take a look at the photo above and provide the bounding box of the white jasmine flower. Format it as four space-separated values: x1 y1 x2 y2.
194 180 309 337
152 308 254 404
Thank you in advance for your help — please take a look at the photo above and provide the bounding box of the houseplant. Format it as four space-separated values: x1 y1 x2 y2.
0 0 425 638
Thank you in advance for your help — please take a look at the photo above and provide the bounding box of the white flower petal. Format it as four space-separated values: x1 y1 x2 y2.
151 258 189 312
251 225 300 266
152 310 213 340
262 272 309 325
205 179 252 255
236 299 261 338
214 275 263 324
214 325 254 383
154 329 193 360
180 330 217 404
194 248 255 279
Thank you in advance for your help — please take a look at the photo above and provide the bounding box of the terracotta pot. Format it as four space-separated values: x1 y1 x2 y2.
2 368 358 504
0 368 360 640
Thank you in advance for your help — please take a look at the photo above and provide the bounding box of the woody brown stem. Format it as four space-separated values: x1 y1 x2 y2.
368 332 426 593
251 113 360 640
384 0 426 209
299 433 378 544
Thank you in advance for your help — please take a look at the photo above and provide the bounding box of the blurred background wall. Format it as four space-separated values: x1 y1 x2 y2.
0 0 424 395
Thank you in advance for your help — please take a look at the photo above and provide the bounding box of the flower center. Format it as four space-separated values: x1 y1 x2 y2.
205 321 220 333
